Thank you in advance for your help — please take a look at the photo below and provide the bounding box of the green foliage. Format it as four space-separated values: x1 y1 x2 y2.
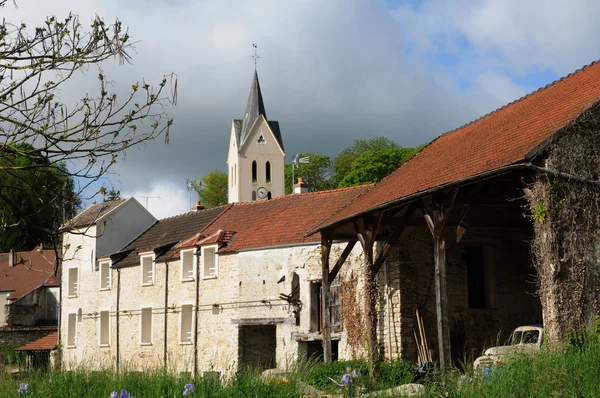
0 369 301 398
331 137 400 186
379 359 415 386
338 146 421 187
284 153 334 194
192 170 228 208
0 144 80 251
302 359 368 391
0 345 25 365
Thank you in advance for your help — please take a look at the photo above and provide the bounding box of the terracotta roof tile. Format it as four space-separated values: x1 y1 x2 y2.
0 250 58 300
15 331 58 351
199 185 371 253
313 60 600 231
114 206 228 267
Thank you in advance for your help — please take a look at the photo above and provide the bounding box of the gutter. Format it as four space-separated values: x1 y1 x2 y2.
163 259 169 372
116 268 121 373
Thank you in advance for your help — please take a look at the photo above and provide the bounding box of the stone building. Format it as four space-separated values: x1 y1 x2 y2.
60 185 371 375
0 248 59 347
60 60 600 374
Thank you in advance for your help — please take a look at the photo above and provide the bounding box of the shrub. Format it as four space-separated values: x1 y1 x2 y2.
379 360 415 386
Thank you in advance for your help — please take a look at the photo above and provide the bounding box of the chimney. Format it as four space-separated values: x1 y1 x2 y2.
8 249 14 267
293 177 309 194
192 200 205 211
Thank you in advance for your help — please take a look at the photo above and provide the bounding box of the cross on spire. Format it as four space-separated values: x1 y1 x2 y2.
250 43 261 70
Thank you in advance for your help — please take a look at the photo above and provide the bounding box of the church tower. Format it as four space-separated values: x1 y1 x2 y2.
227 71 285 203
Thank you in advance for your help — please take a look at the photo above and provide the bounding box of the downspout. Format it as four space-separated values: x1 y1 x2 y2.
163 260 169 372
116 268 120 373
384 260 392 360
193 252 200 377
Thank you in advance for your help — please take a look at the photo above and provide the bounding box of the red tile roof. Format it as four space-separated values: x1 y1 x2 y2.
312 60 600 232
0 250 58 300
15 331 58 351
114 206 228 267
198 185 371 253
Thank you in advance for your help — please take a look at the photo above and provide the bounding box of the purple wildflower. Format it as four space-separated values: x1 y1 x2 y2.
110 393 118 398
183 383 196 395
18 383 29 394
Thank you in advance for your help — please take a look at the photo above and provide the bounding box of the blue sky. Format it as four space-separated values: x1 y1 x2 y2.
4 0 600 218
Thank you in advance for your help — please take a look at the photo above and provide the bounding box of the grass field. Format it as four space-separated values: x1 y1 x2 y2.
2 332 600 397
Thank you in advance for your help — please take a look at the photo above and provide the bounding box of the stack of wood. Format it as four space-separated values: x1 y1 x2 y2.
414 309 433 365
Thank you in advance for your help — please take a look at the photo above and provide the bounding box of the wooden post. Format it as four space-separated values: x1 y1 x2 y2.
424 189 457 371
433 209 450 369
321 234 333 362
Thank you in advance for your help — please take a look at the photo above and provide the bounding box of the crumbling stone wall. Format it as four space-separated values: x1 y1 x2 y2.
527 103 600 343
386 227 541 362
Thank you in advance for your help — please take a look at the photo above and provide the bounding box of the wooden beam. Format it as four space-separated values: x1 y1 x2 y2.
329 240 357 282
423 189 458 372
372 225 404 275
320 234 333 363
353 220 367 249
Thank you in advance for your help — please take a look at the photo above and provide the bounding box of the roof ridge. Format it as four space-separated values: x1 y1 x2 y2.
157 203 230 222
436 58 600 141
231 184 374 208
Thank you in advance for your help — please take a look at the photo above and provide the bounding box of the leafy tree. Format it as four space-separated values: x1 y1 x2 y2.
338 146 422 187
0 144 80 251
284 153 334 194
192 170 228 208
0 2 176 254
332 137 400 186
99 188 121 202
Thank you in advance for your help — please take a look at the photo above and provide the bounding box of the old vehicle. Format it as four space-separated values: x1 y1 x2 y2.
474 325 543 374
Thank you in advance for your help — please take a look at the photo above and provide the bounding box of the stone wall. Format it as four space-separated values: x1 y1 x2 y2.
382 227 542 363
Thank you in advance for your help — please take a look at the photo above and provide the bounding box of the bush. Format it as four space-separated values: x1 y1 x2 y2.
379 360 415 386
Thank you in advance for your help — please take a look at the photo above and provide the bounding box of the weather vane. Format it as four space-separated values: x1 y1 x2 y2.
250 43 261 69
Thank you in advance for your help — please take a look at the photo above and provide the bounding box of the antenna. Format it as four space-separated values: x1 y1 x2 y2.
186 179 197 210
250 43 261 70
136 196 160 209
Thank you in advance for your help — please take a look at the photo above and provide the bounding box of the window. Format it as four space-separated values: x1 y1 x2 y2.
99 261 111 290
180 249 196 281
46 289 58 320
234 164 236 186
252 160 257 182
257 135 265 144
140 255 155 286
68 268 79 297
230 167 233 187
266 161 271 183
180 304 194 344
140 307 153 345
67 313 77 347
252 190 256 201
99 310 110 346
201 246 218 279
465 246 495 309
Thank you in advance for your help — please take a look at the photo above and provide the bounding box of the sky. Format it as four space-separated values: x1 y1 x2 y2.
4 0 600 219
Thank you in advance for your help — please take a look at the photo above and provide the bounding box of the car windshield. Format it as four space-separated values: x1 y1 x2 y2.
511 330 539 345
522 330 540 344
511 331 522 345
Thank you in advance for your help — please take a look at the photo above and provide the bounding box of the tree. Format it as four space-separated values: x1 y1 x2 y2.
192 170 228 208
0 2 176 253
0 144 80 251
332 137 400 186
284 153 334 194
338 146 423 187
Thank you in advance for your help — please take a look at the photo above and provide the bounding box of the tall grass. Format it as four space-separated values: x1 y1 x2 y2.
0 368 301 398
3 333 600 397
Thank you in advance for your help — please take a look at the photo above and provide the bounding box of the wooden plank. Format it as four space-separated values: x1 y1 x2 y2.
231 318 297 325
372 225 404 275
423 214 434 236
353 220 367 249
329 240 357 282
321 234 333 363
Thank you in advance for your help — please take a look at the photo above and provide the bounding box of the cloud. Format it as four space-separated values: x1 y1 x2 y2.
122 180 191 220
4 0 598 217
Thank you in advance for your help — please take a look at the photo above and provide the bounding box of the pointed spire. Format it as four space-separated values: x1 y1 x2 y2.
240 70 267 145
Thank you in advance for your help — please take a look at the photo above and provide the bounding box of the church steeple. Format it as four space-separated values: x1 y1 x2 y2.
240 70 267 146
227 68 285 204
